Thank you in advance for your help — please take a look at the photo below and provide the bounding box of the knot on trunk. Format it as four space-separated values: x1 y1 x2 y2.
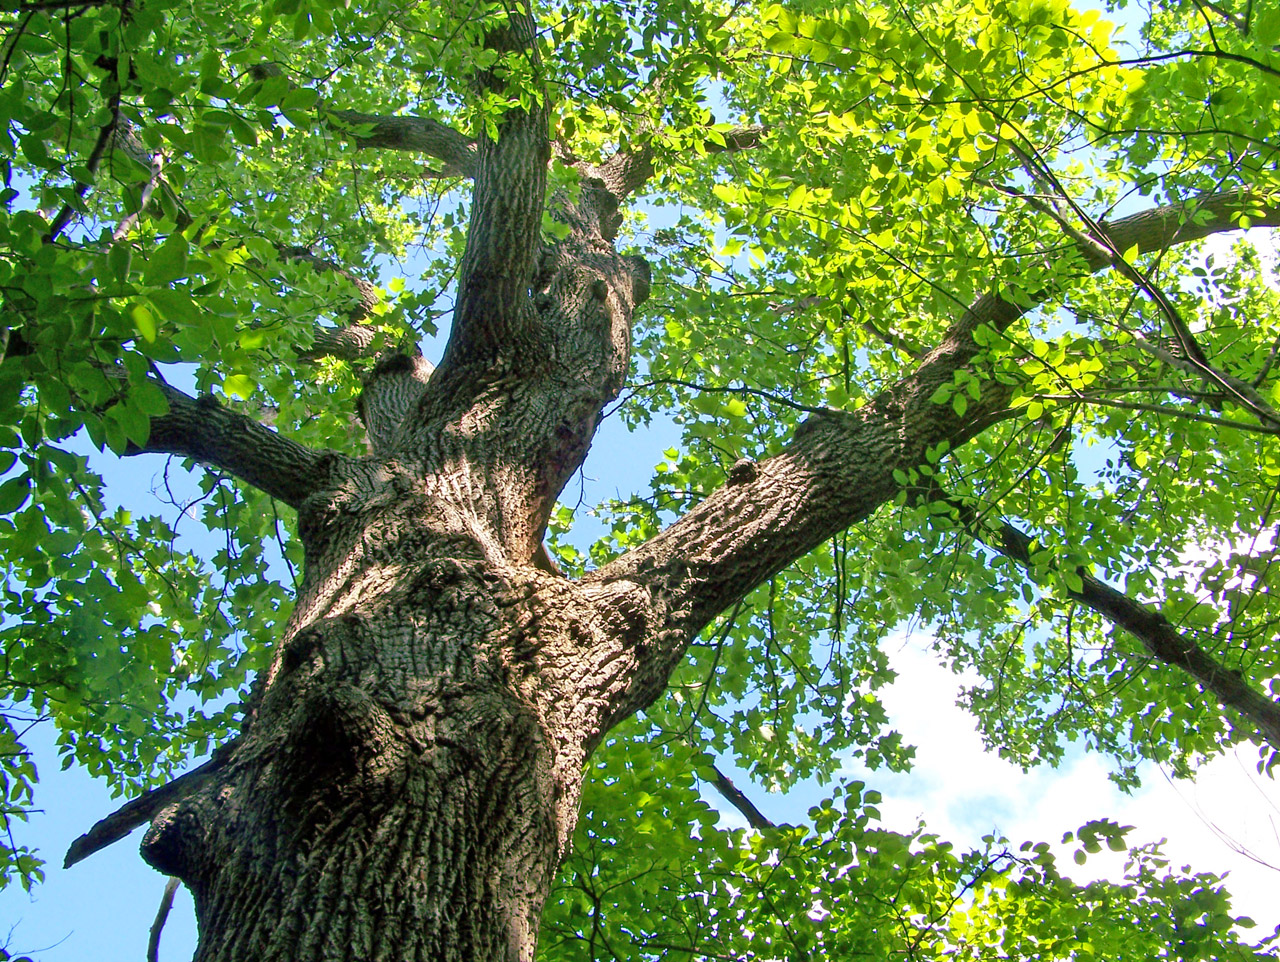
294 684 400 764
625 254 651 306
140 799 206 880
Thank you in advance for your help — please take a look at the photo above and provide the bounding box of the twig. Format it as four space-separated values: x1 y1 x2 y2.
636 377 831 415
147 876 181 962
1040 393 1280 435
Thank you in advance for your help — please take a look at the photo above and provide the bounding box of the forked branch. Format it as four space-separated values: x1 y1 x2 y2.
593 124 766 200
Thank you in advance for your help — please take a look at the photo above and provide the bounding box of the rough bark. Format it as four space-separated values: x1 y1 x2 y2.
441 9 550 377
96 183 1273 960
325 109 477 177
100 20 650 961
124 382 342 509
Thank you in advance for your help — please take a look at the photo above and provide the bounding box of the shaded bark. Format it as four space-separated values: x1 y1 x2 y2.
64 751 229 869
130 382 343 509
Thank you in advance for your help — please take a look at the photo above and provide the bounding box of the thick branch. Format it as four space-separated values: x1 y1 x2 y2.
137 382 338 508
64 752 226 868
358 352 436 454
443 10 550 366
300 323 438 454
302 324 383 362
587 189 1280 710
324 108 477 176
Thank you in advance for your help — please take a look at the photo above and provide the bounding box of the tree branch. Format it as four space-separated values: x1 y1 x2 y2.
436 9 550 368
47 87 120 242
136 382 340 509
593 125 765 200
586 188 1280 714
302 324 385 362
147 877 181 962
1038 393 1280 435
109 115 381 325
914 486 1280 748
707 764 775 831
276 246 381 321
64 751 227 868
357 352 437 454
246 63 479 176
1005 150 1280 428
324 108 477 176
1127 331 1280 425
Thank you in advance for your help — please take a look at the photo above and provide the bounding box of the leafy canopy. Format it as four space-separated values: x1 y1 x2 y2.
1 0 1278 955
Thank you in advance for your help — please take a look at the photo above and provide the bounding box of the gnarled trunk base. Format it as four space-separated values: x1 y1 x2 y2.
140 555 609 962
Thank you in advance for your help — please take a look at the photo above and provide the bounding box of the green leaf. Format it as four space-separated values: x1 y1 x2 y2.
0 475 31 514
142 237 189 285
108 243 132 282
223 375 256 399
130 304 158 343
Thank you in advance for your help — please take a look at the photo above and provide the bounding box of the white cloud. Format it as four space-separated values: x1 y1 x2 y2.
843 636 1280 932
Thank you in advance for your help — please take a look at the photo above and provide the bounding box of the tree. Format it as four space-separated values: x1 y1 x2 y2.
1 0 1279 957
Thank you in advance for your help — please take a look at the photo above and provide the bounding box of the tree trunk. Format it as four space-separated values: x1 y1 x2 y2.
139 476 644 960
125 61 662 948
